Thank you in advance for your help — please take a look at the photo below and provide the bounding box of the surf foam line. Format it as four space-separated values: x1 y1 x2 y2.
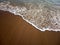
0 1 60 32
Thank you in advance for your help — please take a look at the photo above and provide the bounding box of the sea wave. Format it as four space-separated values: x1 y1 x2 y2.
0 1 60 31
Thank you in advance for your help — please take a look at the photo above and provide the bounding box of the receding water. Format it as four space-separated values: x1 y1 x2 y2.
45 0 60 5
0 0 60 31
0 0 60 4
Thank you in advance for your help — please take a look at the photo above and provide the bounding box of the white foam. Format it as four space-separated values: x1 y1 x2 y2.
0 1 60 31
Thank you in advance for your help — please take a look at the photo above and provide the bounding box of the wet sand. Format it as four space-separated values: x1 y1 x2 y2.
0 10 60 45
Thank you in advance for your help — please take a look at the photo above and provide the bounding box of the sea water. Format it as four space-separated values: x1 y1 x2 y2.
0 0 60 31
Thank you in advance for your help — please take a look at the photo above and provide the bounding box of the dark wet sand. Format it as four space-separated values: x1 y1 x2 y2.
0 10 60 45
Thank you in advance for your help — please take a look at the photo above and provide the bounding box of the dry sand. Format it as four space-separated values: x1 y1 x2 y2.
0 10 60 45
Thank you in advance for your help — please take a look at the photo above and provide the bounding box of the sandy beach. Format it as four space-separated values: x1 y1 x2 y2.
0 10 60 45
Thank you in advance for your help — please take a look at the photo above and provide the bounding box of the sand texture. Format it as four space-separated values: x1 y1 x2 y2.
0 10 60 45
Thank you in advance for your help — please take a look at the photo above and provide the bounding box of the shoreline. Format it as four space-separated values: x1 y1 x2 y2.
0 1 60 31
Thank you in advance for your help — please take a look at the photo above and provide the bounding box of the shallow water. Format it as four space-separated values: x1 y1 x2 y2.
45 0 60 5
0 0 60 31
